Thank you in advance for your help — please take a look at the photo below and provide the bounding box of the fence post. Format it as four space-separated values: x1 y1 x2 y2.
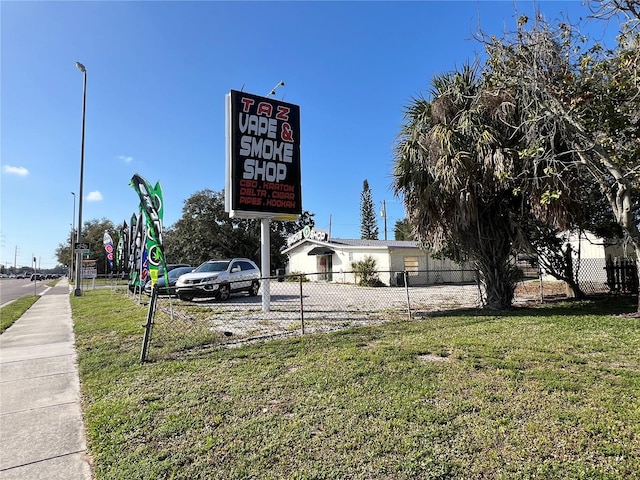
538 267 544 303
299 274 305 335
140 285 157 363
475 270 486 308
605 258 615 292
404 271 412 320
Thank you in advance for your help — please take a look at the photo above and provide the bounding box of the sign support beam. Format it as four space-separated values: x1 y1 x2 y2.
261 218 271 312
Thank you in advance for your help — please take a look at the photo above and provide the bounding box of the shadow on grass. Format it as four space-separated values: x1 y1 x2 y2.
416 294 637 319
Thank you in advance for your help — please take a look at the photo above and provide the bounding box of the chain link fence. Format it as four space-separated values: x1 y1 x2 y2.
137 270 481 362
575 257 638 294
124 263 637 362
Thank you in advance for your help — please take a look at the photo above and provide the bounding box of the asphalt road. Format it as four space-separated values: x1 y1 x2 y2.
0 278 50 306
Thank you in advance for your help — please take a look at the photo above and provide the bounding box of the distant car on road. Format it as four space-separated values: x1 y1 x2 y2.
143 266 193 297
30 273 44 281
175 258 261 301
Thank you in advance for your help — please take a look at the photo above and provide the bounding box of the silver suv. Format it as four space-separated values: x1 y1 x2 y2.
175 258 261 301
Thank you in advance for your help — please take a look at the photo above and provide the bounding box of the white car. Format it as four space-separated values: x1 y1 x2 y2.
175 258 261 301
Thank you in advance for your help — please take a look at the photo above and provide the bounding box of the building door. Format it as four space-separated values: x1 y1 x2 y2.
317 255 333 281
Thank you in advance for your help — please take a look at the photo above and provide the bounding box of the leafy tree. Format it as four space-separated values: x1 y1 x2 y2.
589 0 640 27
56 218 117 275
394 3 640 309
516 217 586 299
82 218 118 275
163 189 315 272
481 7 640 307
269 211 316 269
515 172 625 299
55 228 77 272
360 179 379 240
56 190 315 278
164 190 248 265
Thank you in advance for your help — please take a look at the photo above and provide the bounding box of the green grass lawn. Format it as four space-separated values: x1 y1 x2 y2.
0 278 61 333
0 296 40 333
72 290 640 479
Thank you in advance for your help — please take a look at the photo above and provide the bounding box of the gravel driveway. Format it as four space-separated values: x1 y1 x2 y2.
156 281 484 340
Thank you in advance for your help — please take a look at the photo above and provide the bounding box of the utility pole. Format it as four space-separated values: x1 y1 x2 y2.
380 200 388 241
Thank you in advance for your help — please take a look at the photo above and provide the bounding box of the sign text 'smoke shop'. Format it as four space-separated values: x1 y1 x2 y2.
226 90 302 219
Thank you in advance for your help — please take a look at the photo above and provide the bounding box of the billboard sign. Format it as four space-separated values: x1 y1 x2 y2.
226 90 301 218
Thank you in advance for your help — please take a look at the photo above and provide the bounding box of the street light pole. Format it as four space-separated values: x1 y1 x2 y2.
74 62 87 296
71 192 76 279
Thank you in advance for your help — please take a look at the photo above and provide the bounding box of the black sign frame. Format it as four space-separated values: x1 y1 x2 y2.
226 90 302 219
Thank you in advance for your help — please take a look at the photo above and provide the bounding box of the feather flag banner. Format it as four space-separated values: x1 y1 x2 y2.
154 181 164 222
129 173 167 286
128 212 144 290
103 231 115 273
146 181 165 285
141 241 149 285
128 213 138 273
116 220 128 274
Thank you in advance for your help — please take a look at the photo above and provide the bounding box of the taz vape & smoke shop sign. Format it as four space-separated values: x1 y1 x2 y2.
225 90 301 218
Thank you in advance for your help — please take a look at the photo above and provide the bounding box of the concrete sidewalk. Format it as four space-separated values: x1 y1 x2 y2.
0 278 93 480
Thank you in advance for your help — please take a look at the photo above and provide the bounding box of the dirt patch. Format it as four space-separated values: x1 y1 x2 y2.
515 280 569 297
416 354 451 363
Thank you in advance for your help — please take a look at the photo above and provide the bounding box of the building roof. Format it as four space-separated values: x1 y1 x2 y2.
283 237 419 255
328 238 418 248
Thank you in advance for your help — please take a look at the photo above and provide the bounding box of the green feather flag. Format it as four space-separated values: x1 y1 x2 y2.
129 174 167 286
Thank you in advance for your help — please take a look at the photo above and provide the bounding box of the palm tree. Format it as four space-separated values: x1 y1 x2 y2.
393 218 415 241
393 63 524 309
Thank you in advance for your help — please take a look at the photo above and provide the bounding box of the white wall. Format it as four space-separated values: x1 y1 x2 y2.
287 243 476 285
542 231 636 287
287 243 322 275
566 231 635 260
332 248 391 284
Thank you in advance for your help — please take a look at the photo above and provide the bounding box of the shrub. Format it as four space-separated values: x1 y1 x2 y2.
351 256 385 287
285 271 309 282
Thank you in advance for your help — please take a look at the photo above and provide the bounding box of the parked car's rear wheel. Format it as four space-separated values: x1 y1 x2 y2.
249 280 260 296
178 293 194 301
217 284 230 301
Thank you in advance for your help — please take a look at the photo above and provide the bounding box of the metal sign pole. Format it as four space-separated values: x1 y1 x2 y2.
140 285 157 363
33 256 37 295
261 218 270 312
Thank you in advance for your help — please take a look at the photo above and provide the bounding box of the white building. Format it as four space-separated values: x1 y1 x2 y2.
565 230 634 260
282 230 476 286
542 230 637 293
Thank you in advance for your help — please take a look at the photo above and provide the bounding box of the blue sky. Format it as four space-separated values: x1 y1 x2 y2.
1 1 616 269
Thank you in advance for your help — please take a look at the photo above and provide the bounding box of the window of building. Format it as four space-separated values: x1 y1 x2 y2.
404 256 419 273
